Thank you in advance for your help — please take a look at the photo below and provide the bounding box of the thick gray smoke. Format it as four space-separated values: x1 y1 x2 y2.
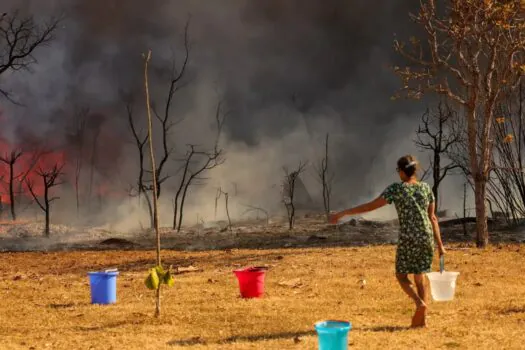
1 1 464 227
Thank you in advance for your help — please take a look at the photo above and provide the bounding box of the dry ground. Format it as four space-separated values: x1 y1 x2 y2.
1 245 525 349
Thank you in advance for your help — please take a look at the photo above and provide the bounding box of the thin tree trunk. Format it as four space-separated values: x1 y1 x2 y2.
177 181 191 232
44 185 50 237
172 197 178 230
466 103 489 248
463 183 467 236
9 162 15 221
432 154 440 211
144 50 161 318
224 192 232 232
474 177 488 247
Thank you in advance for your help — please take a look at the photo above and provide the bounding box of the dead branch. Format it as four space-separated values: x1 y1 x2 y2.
414 101 461 209
0 11 60 103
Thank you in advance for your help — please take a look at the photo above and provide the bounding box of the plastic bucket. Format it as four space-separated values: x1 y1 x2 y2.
315 320 351 350
87 270 119 304
233 266 267 298
427 271 460 301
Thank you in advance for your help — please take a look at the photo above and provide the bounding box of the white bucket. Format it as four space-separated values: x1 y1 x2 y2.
427 271 460 301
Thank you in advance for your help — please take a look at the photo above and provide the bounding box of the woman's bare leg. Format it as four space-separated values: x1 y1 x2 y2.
413 274 428 327
415 274 430 304
396 274 426 328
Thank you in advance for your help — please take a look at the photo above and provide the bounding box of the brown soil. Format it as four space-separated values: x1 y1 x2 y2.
1 244 525 349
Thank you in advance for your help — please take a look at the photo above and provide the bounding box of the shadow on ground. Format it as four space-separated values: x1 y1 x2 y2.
166 330 316 347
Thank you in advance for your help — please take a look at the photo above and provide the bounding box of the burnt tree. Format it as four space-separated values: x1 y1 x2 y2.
415 102 460 210
283 162 307 230
0 149 22 220
26 163 64 237
315 133 335 222
0 11 60 102
173 101 225 231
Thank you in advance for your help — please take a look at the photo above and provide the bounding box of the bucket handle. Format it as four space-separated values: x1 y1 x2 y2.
439 255 444 274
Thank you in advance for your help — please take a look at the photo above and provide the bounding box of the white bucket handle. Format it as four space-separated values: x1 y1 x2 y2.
439 255 444 274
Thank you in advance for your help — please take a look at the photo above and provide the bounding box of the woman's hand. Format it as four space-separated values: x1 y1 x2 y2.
438 245 446 257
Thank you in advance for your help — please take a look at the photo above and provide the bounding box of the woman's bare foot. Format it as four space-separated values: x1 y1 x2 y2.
411 302 427 328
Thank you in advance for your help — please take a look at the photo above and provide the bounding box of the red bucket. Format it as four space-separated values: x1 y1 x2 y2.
233 266 268 298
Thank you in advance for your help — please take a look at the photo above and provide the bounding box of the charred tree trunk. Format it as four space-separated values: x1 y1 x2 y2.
172 150 192 230
177 180 191 232
222 190 232 232
44 183 50 237
432 152 441 210
26 163 64 238
0 151 23 221
463 183 468 236
8 162 15 221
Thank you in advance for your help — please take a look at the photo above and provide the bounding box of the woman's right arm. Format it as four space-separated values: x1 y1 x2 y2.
329 196 388 223
428 202 445 256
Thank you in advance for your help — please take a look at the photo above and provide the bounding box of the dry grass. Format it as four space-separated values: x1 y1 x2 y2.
1 244 524 349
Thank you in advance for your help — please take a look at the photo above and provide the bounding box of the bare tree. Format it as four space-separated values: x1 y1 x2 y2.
0 149 23 220
173 101 225 231
26 163 64 237
0 11 60 102
314 133 335 222
415 102 460 210
394 1 525 247
283 162 308 230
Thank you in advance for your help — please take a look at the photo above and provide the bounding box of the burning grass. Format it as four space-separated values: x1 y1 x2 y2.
0 245 524 349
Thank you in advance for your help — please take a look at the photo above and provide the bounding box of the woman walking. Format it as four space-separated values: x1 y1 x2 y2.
330 155 445 328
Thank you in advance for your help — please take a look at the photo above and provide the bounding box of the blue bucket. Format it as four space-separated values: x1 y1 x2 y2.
87 270 119 305
315 320 352 350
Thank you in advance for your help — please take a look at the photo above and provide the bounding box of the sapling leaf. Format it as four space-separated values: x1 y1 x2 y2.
163 270 175 287
145 268 160 290
155 265 165 277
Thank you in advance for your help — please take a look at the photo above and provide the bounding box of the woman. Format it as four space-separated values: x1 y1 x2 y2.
330 155 445 328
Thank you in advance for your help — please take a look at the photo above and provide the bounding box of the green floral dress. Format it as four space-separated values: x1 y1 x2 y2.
381 182 435 274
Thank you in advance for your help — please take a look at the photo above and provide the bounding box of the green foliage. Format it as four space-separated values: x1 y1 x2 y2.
145 265 175 290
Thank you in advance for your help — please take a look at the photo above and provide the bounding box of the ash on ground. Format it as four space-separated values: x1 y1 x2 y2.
0 213 524 252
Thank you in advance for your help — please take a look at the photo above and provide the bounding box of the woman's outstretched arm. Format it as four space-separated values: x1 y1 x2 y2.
330 196 388 223
428 202 446 256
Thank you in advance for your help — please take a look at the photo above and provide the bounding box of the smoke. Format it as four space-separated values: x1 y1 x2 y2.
0 0 461 229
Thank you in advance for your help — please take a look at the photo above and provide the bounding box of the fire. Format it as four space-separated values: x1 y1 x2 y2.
0 137 66 204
